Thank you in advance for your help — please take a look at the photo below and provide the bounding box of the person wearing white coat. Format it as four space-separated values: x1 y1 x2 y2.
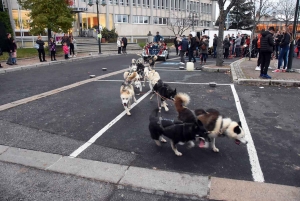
117 38 121 54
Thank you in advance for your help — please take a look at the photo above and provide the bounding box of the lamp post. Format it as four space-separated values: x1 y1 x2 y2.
88 0 106 54
188 12 198 32
287 0 299 72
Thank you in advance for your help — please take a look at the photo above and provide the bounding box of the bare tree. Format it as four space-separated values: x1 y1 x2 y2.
215 0 237 66
167 12 192 36
274 0 296 26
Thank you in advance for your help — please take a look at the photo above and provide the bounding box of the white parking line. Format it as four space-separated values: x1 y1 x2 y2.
230 84 264 182
69 90 152 158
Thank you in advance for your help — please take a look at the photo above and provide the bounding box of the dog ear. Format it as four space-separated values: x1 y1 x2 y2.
174 88 176 93
234 126 241 134
238 121 242 127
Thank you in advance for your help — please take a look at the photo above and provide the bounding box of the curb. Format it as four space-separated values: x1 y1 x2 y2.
0 145 299 201
0 53 123 74
231 59 300 87
201 65 230 72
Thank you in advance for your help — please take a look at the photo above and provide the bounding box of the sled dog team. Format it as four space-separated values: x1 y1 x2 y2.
120 56 247 156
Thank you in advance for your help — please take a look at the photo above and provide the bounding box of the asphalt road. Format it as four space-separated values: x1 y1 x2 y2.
0 54 299 199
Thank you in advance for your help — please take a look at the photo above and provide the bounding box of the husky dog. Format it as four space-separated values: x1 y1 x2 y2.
129 59 137 72
120 82 137 116
175 93 248 152
148 70 160 92
151 79 176 112
149 109 208 156
148 56 158 69
124 72 142 93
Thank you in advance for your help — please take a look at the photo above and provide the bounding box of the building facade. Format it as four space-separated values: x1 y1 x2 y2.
7 0 216 41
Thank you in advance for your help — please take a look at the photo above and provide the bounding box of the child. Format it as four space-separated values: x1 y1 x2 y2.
63 42 69 59
11 39 17 65
49 37 56 61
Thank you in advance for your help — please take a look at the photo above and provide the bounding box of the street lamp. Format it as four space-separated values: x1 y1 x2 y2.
88 0 106 54
188 12 198 32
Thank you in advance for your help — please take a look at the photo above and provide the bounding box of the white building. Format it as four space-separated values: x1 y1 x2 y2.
7 0 216 41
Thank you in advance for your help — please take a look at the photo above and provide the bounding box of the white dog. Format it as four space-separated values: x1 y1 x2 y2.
120 82 136 116
124 71 142 94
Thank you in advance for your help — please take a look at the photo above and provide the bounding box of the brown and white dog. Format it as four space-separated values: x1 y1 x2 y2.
120 81 136 116
174 93 248 152
124 71 142 93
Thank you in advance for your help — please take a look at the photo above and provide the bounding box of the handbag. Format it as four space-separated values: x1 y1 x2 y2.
34 43 39 49
294 47 299 53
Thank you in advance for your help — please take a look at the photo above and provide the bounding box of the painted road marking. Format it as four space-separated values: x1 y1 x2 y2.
0 69 127 112
230 84 264 182
69 90 152 158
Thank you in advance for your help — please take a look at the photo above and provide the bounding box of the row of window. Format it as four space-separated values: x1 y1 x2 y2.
115 15 168 24
114 14 210 26
81 0 212 14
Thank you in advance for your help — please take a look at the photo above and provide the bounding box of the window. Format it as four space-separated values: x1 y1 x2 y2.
137 0 140 6
133 0 136 6
153 0 156 8
158 0 160 8
206 21 210 27
171 0 173 9
119 0 124 6
153 17 168 25
115 14 128 23
133 16 149 24
201 3 203 13
147 0 150 7
162 0 164 9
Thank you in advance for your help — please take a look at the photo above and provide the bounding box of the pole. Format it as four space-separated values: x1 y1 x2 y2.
287 0 299 71
96 0 102 54
192 14 194 32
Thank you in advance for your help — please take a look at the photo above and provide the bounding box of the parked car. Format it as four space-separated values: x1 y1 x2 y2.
142 42 169 61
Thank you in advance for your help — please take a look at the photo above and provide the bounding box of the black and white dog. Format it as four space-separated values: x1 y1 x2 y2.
150 79 176 112
149 109 208 156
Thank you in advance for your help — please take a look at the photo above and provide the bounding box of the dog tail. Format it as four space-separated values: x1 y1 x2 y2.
174 93 190 112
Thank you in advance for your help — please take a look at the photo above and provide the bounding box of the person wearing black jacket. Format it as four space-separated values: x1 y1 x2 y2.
223 37 231 59
179 36 188 64
259 27 275 79
36 35 47 62
174 35 179 55
296 38 300 57
188 34 196 63
213 34 218 58
274 31 282 59
276 28 290 72
122 36 128 54
5 33 13 65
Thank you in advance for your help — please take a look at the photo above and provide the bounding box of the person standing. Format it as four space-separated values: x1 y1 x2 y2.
49 37 56 61
153 32 163 43
188 34 196 63
296 38 300 58
174 34 179 55
273 28 291 72
179 35 188 65
121 36 127 54
199 36 209 65
255 33 262 71
117 38 122 54
213 34 218 58
223 36 230 59
11 39 17 65
235 35 242 57
63 42 69 59
259 27 275 79
275 31 282 59
5 33 13 65
36 36 46 62
69 36 76 57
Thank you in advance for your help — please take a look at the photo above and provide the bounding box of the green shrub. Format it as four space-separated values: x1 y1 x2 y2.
101 27 118 43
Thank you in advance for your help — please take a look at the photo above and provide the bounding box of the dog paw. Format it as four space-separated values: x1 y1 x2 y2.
127 112 131 116
175 152 182 156
164 107 169 112
160 138 167 143
213 148 219 153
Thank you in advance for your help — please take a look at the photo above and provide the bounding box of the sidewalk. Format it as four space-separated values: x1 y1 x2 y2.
0 145 299 201
0 51 140 74
231 58 300 86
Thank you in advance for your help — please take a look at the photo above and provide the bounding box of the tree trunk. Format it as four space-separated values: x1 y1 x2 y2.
216 7 225 66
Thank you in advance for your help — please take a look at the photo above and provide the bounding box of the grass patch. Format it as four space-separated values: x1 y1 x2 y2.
0 47 64 61
138 42 146 48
